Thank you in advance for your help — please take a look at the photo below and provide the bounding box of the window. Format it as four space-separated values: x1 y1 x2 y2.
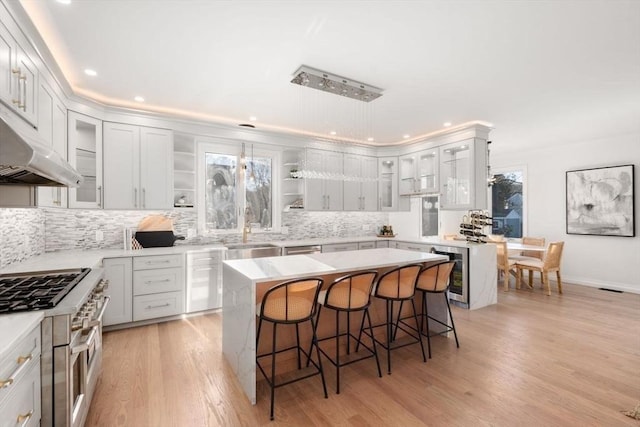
198 141 276 233
491 169 525 238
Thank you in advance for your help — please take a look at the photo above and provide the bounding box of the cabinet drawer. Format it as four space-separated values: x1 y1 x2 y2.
375 240 389 248
395 242 432 252
0 360 41 426
322 243 358 253
0 325 40 405
133 254 183 270
133 267 184 296
133 291 184 321
187 251 223 267
358 241 376 250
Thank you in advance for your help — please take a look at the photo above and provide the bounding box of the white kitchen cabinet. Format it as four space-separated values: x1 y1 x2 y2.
103 257 133 326
37 80 67 208
375 240 389 248
68 111 103 209
439 138 487 210
322 242 358 253
173 133 196 208
394 241 432 252
103 122 173 210
399 149 438 196
0 323 41 427
132 254 184 322
282 149 304 210
0 21 37 126
357 241 376 250
344 154 377 211
186 249 223 313
305 149 343 211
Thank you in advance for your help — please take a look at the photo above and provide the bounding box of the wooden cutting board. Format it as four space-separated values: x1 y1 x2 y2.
137 215 174 231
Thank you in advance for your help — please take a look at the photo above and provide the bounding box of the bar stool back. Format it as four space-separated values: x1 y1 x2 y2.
256 277 328 420
315 270 381 394
365 263 425 374
415 261 458 358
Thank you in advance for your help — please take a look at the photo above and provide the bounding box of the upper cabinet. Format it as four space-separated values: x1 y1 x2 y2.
0 21 37 126
68 111 103 209
343 153 377 211
37 80 67 208
399 149 439 196
103 122 173 210
439 138 487 210
305 148 343 211
378 157 409 211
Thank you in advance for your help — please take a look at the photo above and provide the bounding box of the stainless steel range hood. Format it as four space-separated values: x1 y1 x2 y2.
0 114 82 187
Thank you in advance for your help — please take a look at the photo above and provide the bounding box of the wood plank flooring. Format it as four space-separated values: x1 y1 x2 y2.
86 282 640 426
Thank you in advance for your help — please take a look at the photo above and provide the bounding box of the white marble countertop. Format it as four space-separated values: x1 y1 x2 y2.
0 311 43 361
223 248 448 282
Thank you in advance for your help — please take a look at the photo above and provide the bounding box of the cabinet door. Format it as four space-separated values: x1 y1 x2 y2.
0 22 15 105
304 149 324 210
343 153 361 211
140 127 173 209
417 149 439 193
399 154 416 195
103 257 133 326
439 140 478 210
379 157 398 211
103 122 140 209
37 82 67 208
68 111 103 209
361 156 378 210
324 151 343 210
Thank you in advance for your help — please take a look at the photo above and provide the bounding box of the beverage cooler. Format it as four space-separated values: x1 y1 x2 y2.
430 245 469 307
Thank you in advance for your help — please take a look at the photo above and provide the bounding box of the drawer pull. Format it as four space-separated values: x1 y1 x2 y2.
144 279 172 284
17 410 34 426
146 303 171 309
146 260 171 265
0 354 33 389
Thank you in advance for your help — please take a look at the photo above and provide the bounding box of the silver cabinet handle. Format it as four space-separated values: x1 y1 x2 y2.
327 194 330 210
97 185 102 207
142 188 146 208
19 74 27 111
145 260 171 265
144 278 171 284
134 187 138 208
146 303 171 309
0 353 33 389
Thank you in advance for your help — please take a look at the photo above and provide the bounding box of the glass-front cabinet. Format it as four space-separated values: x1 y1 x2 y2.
378 157 397 210
439 138 487 210
417 149 438 193
67 111 102 209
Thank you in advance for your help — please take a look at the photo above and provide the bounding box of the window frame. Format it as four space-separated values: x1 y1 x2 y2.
196 139 281 235
489 165 528 240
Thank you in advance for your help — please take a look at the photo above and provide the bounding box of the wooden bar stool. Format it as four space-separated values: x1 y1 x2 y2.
414 261 459 358
361 263 425 374
256 277 328 420
314 270 382 394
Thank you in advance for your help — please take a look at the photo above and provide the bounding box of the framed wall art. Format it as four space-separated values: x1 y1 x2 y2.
566 164 635 237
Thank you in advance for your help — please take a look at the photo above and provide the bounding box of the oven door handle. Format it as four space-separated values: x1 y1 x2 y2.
71 326 97 355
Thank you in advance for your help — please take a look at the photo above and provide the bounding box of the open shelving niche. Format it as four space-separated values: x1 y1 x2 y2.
282 149 304 211
173 133 196 208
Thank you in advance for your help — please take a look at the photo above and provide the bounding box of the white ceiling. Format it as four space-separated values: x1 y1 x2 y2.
19 0 640 151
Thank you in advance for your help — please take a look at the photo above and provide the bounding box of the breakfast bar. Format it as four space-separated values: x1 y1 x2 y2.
222 248 448 404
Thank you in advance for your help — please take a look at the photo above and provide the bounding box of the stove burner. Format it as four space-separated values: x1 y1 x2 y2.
0 268 91 314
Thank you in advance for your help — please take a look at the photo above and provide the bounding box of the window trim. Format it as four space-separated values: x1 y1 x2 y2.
196 139 281 235
490 164 528 239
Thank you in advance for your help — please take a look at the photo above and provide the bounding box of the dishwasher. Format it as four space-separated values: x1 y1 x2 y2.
282 245 322 255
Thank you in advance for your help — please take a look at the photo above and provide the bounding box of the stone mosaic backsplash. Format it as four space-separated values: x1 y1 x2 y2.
0 207 388 268
0 208 45 269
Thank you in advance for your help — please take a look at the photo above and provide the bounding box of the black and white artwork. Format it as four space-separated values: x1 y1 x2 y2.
566 165 635 237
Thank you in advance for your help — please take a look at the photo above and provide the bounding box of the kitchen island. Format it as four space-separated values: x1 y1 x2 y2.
222 248 448 404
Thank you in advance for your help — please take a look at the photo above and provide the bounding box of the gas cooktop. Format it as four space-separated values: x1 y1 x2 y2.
0 268 91 314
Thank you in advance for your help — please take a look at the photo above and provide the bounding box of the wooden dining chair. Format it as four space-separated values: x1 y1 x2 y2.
509 236 545 287
496 241 517 291
516 241 564 296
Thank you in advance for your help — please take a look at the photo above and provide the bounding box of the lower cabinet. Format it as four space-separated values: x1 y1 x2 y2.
186 249 223 313
322 242 359 253
357 241 377 250
393 241 433 252
103 254 185 326
0 324 41 426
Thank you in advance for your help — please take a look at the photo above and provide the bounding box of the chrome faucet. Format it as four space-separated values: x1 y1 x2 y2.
242 207 252 243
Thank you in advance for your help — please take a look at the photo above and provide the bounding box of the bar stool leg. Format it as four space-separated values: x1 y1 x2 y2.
423 291 432 359
310 316 328 399
386 300 393 374
365 308 382 378
445 293 460 348
270 322 277 421
411 298 427 362
295 323 302 369
335 309 341 394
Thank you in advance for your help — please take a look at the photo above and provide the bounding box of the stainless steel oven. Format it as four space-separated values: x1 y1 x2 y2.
0 268 111 427
430 245 469 307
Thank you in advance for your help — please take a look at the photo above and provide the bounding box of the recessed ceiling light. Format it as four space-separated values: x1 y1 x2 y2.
403 134 410 139
134 96 144 102
329 131 337 136
56 0 71 4
249 116 257 121
443 122 452 127
367 137 374 142
84 69 97 76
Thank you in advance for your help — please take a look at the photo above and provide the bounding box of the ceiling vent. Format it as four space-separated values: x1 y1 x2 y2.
291 65 383 102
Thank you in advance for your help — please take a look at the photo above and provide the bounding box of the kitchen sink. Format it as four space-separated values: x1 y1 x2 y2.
225 243 281 259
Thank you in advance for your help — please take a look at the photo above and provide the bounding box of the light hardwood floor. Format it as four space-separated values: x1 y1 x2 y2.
86 282 640 426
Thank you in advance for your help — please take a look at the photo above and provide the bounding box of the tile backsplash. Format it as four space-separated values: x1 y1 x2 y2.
0 207 388 268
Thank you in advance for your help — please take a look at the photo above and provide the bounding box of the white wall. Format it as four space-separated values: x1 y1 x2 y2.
493 132 640 293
